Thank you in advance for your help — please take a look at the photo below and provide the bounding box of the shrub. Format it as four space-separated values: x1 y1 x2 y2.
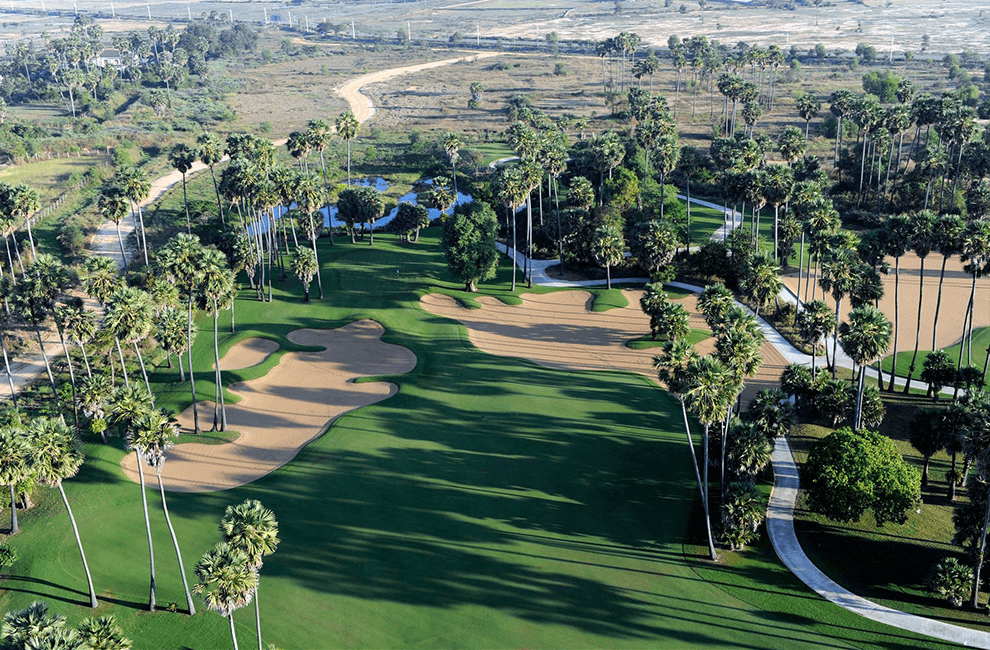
57 223 86 257
0 543 17 575
927 557 973 608
720 482 766 550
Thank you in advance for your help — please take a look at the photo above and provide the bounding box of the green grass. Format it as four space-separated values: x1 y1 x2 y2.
0 155 108 204
882 326 990 391
589 288 628 311
3 227 970 649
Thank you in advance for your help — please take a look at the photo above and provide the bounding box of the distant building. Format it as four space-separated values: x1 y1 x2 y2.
91 48 130 70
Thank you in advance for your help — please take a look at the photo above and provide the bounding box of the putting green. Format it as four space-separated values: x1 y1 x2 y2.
0 230 962 649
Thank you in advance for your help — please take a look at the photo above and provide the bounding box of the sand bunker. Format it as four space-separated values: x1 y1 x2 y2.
420 290 788 407
784 251 988 353
217 337 280 370
121 320 416 492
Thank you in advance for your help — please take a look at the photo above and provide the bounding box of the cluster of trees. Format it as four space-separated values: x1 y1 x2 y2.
1 15 258 118
0 601 130 649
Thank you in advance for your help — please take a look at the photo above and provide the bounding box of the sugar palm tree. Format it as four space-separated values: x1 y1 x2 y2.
156 307 193 381
0 425 30 533
714 316 763 497
116 391 157 611
77 374 113 443
1 601 74 647
903 210 937 392
291 174 325 299
197 131 226 226
881 215 910 390
653 339 716 559
285 130 312 172
81 256 123 305
838 305 892 430
761 164 793 261
169 143 198 234
335 110 359 185
682 355 737 561
746 389 795 441
130 409 196 615
290 245 318 303
28 417 98 607
76 615 132 649
697 282 734 332
14 256 65 405
221 500 279 650
104 287 155 400
739 252 781 318
441 132 462 196
305 119 335 246
157 234 206 434
958 221 990 380
201 248 235 431
818 247 858 378
115 167 151 272
931 214 964 350
493 166 528 292
797 300 834 375
590 223 624 290
57 299 96 379
7 184 39 260
194 542 258 650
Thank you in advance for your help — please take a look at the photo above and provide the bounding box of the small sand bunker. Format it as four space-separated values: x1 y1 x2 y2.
217 337 280 370
121 320 416 492
420 290 788 406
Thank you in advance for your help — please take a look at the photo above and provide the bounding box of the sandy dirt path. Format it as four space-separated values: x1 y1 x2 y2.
785 250 988 354
120 320 416 492
336 52 504 123
421 290 788 408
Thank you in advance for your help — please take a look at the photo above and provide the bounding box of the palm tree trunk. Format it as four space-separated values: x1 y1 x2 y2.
156 470 195 614
702 423 716 560
10 235 24 275
526 196 533 289
229 613 240 650
213 303 227 431
4 237 17 281
254 586 263 650
77 340 92 379
178 353 185 383
133 343 153 405
116 337 130 388
136 453 157 611
56 326 79 432
34 325 60 408
209 166 225 226
182 173 191 234
310 232 324 300
932 254 949 349
136 204 150 272
831 298 841 379
114 222 129 273
510 212 517 292
680 401 715 559
57 482 98 608
905 256 926 393
685 178 692 255
606 264 612 290
796 232 805 313
7 484 16 534
187 294 201 434
0 333 15 408
854 366 866 430
889 258 900 391
971 494 990 609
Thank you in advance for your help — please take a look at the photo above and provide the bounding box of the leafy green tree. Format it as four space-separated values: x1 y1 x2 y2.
441 201 499 293
394 203 430 243
337 186 385 245
590 222 625 290
805 426 921 526
290 246 318 302
221 500 279 650
194 542 257 650
795 92 822 138
28 417 99 607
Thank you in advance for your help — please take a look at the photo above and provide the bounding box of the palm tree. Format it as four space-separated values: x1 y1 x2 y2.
291 245 318 302
441 132 462 196
0 426 30 533
697 283 734 332
818 247 858 378
77 374 113 442
197 131 226 226
15 254 67 405
7 184 39 260
880 216 910 390
291 173 325 299
194 542 258 650
305 119 335 246
931 214 965 350
169 143 198 234
909 408 945 488
1 601 74 647
76 615 132 649
105 287 155 399
493 166 528 292
762 165 793 261
653 339 716 559
683 355 737 561
81 256 123 305
958 221 990 381
157 234 206 434
221 500 279 650
155 307 193 381
797 300 834 375
904 210 937 392
28 417 98 607
285 130 312 172
130 409 196 615
201 248 235 432
57 300 96 379
795 92 821 139
965 398 990 609
838 305 892 430
590 223 624 290
115 167 151 272
335 110 360 185
739 252 781 318
746 389 795 441
98 186 131 273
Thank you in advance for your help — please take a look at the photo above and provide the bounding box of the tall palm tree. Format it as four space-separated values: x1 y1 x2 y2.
818 247 858 378
740 252 781 318
115 167 151 272
797 300 834 375
155 307 193 381
493 166 528 292
197 131 226 226
81 256 122 306
441 132 462 196
653 339 716 559
157 234 206 434
958 221 990 380
15 254 67 405
0 426 30 533
697 282 734 332
838 305 892 430
305 119 335 246
7 184 39 260
201 248 235 431
77 374 113 442
115 390 157 611
194 542 258 650
904 210 937 392
335 111 359 185
57 299 96 379
291 173 325 299
285 131 312 172
762 164 793 261
130 409 196 615
964 396 990 609
931 214 965 350
28 417 98 608
683 355 737 560
881 216 910 391
104 287 155 400
169 143 198 234
221 500 279 650
590 223 624 290
290 246 318 303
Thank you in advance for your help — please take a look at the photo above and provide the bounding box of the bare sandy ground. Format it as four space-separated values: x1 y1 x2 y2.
216 337 279 370
120 320 416 492
336 52 504 123
785 251 987 354
420 290 789 408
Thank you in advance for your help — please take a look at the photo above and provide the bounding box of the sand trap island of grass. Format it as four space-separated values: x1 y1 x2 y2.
120 319 417 492
216 337 280 370
420 289 788 406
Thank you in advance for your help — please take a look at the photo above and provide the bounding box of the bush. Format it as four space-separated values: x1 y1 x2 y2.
720 482 766 550
57 223 87 257
0 543 17 575
927 557 973 608
813 378 853 427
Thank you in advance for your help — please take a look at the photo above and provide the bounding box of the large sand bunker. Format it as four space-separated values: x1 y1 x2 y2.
121 320 417 492
216 337 280 370
420 290 788 407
